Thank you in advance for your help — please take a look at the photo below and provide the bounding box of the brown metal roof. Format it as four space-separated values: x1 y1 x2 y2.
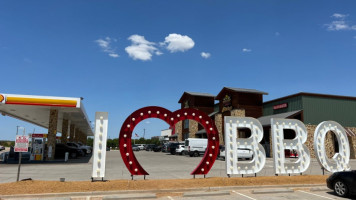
178 92 215 103
215 87 268 100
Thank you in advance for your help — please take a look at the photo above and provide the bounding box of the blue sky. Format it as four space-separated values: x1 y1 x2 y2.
1 0 356 140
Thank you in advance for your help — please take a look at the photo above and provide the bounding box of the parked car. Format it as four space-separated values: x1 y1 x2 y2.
167 142 180 155
175 144 186 155
55 143 83 159
153 145 162 152
0 145 5 151
145 144 156 151
184 138 207 157
219 145 253 161
327 170 356 197
77 142 93 154
66 142 86 156
136 144 145 150
132 145 140 151
161 143 169 152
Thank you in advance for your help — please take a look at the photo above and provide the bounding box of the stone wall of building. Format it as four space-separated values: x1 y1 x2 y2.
47 109 58 160
189 120 198 138
215 113 223 145
175 121 182 142
346 127 356 159
231 109 245 117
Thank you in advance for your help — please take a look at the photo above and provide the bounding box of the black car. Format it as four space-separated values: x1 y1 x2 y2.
153 145 162 152
167 143 180 155
55 143 82 159
326 170 356 197
145 144 156 151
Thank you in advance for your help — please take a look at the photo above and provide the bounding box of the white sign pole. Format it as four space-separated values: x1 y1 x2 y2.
91 112 108 181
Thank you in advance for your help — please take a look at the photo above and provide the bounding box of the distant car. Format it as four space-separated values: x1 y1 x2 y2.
136 144 145 150
175 144 185 155
66 142 85 156
145 144 155 151
77 142 93 154
327 170 356 197
167 142 181 155
55 143 83 159
219 145 253 160
0 145 5 151
162 143 169 152
153 145 162 152
132 145 140 151
106 147 110 151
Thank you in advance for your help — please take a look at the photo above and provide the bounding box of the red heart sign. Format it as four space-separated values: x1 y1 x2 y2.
119 106 219 176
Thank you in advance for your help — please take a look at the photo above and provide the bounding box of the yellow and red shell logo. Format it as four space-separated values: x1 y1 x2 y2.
0 94 4 102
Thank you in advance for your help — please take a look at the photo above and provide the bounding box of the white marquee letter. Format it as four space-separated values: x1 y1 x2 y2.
314 121 350 172
271 118 310 174
224 117 266 175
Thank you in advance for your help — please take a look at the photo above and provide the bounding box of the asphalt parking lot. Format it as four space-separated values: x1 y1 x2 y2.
0 150 355 183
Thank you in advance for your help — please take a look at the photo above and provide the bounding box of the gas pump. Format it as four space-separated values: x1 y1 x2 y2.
30 134 46 161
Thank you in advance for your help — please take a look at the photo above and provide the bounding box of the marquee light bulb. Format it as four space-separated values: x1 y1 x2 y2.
126 153 129 156
124 144 127 147
209 154 212 157
132 118 135 121
212 137 215 140
140 113 143 116
135 168 138 172
192 113 195 116
184 112 187 115
100 116 103 120
201 168 204 172
171 118 174 121
177 114 180 117
127 124 130 128
157 111 160 114
129 161 132 165
164 114 167 117
124 134 127 138
199 116 202 119
206 162 209 165
148 111 151 114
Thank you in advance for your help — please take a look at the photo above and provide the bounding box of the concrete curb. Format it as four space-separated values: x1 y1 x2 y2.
310 187 332 192
183 191 230 197
252 188 294 194
0 183 326 199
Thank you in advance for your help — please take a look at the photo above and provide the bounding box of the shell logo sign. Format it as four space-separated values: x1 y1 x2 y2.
0 94 4 102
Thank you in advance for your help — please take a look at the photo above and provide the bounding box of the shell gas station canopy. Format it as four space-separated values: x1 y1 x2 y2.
0 93 93 136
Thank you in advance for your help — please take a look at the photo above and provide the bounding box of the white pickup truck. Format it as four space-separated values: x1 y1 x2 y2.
219 145 253 160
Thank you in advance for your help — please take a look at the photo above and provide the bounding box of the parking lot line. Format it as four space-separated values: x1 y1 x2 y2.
296 190 334 200
231 190 257 200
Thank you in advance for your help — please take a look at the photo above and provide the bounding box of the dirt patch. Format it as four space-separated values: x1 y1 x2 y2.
0 175 327 195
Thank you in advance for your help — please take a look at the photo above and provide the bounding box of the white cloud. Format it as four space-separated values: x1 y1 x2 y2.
242 48 252 52
162 33 195 53
125 35 161 61
201 52 211 59
325 13 356 31
332 13 347 19
109 53 119 58
95 37 119 58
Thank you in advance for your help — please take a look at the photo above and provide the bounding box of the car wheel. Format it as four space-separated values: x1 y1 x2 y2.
193 151 199 157
334 180 348 197
70 152 77 158
87 149 92 154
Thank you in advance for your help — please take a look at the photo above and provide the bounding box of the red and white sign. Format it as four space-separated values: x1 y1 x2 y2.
15 135 29 152
273 103 288 110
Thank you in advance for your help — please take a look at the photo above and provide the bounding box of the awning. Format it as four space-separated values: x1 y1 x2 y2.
0 93 93 136
345 128 356 137
208 111 218 117
169 134 178 138
257 110 302 126
195 129 207 135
